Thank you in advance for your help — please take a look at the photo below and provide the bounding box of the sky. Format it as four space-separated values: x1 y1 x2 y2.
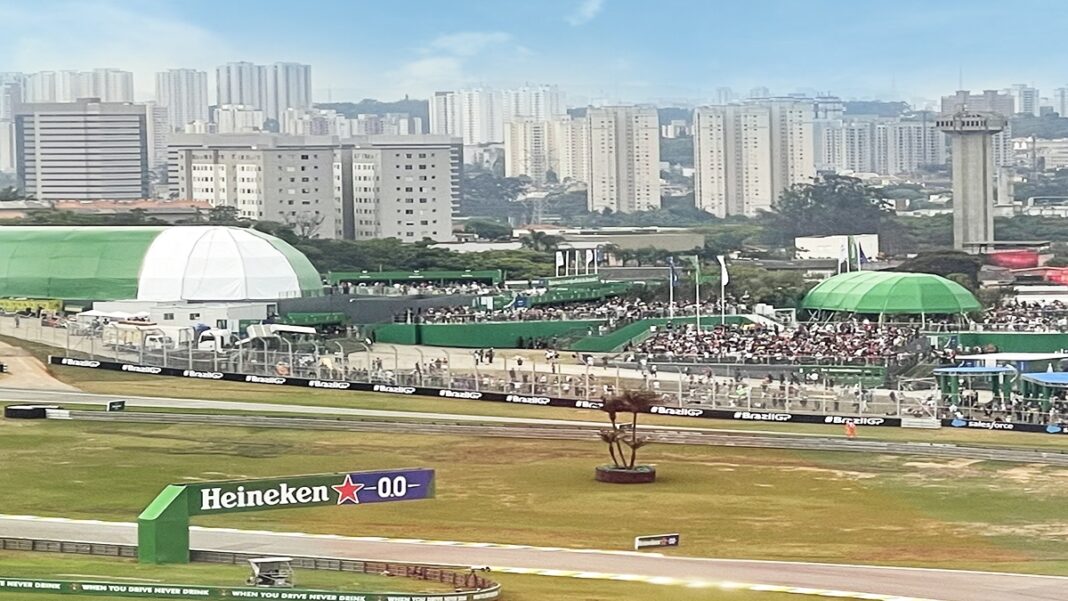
1 0 1066 106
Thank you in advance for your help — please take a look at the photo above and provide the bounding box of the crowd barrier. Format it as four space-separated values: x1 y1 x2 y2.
45 356 1068 436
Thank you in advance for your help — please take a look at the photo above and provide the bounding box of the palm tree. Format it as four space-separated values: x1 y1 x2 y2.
600 389 658 469
521 231 563 253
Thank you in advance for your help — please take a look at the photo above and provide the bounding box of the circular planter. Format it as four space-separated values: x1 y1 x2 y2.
595 464 656 484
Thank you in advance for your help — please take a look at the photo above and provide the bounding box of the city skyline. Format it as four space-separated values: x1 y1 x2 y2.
1 0 1066 105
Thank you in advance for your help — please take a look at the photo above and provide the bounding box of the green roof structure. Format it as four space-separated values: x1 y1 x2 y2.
801 271 981 315
0 226 322 301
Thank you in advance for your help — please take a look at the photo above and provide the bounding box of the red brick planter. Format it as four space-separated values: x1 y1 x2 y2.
595 465 656 484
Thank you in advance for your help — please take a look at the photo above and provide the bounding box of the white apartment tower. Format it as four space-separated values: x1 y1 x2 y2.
586 105 660 213
265 63 312 125
694 99 814 218
213 105 266 134
504 119 552 185
15 98 148 199
155 69 209 131
23 69 133 102
216 62 266 109
502 85 565 121
430 88 503 144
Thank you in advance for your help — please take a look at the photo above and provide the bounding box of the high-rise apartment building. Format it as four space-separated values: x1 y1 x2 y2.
155 69 209 131
1056 87 1068 117
23 69 133 102
213 105 266 134
15 98 148 199
941 90 1014 168
1008 84 1040 117
504 119 551 185
172 134 460 241
693 98 815 217
215 62 312 128
502 85 565 122
265 63 312 125
817 112 945 176
429 88 504 145
336 136 459 241
586 105 660 213
216 62 265 109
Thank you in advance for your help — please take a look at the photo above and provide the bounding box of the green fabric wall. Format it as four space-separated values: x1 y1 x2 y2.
955 332 1068 353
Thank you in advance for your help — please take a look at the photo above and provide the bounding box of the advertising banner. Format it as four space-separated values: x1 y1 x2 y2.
0 577 499 601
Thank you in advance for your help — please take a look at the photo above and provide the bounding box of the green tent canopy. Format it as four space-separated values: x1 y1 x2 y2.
801 271 981 315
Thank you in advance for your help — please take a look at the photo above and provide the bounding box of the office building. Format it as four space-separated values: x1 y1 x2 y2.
213 105 265 134
155 69 209 131
586 105 660 213
941 90 1014 168
172 134 460 241
937 111 1006 251
0 121 14 173
143 102 169 175
15 98 148 200
693 98 814 217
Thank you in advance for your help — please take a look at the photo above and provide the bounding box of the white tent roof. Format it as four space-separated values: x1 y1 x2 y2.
137 228 307 301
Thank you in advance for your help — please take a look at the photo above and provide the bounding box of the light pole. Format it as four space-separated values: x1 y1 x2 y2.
439 350 452 389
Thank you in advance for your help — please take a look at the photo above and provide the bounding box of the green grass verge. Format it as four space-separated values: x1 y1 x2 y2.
2 419 1067 577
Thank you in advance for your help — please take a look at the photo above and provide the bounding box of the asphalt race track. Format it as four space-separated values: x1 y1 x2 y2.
0 516 1063 601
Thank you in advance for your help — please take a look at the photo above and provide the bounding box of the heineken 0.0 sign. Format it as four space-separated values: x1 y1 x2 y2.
138 468 434 564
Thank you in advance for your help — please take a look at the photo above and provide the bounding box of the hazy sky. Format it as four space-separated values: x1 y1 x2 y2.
1 0 1065 105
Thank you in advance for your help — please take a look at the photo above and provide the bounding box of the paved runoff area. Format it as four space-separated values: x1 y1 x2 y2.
0 515 1063 601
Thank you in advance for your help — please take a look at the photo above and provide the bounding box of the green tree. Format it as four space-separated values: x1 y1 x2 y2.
460 172 531 217
520 231 562 252
464 219 512 240
725 264 813 307
207 205 241 224
759 174 891 247
897 251 984 287
0 186 24 201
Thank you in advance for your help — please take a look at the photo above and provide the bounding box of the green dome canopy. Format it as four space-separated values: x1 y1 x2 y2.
801 271 981 315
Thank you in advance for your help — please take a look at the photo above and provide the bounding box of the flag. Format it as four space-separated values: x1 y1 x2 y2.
847 235 858 271
838 240 849 274
554 251 565 268
667 256 680 287
858 244 869 265
585 249 594 265
717 255 729 286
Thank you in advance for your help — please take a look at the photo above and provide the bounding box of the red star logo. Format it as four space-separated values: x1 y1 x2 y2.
332 474 364 505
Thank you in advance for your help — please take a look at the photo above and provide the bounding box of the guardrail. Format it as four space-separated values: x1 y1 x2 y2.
0 537 501 599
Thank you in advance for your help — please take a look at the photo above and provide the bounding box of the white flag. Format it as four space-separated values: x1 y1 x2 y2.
717 255 729 286
555 251 565 268
585 249 594 265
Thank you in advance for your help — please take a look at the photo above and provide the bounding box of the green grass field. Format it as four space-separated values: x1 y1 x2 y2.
2 419 1067 577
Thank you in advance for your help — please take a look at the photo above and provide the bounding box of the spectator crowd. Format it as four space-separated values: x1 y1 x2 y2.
632 321 920 364
976 300 1068 332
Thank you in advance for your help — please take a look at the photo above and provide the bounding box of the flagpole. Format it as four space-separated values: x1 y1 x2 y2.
695 259 701 331
668 263 675 319
720 269 726 326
